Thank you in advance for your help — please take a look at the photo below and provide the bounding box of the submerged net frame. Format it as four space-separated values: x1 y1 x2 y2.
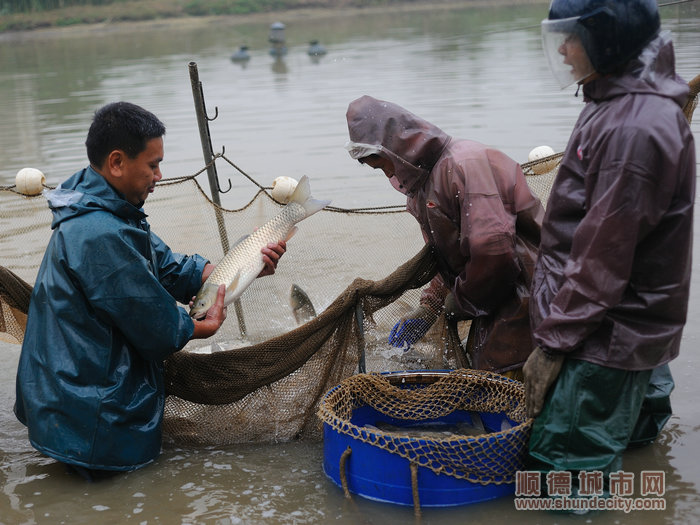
317 369 531 484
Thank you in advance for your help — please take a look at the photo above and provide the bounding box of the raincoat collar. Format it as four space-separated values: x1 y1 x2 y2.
582 32 689 107
346 95 451 197
46 165 147 229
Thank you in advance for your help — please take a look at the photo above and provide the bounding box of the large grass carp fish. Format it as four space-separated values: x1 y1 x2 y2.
189 176 330 320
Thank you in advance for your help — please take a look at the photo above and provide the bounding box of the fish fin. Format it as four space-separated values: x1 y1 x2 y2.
288 175 331 218
289 175 310 204
469 411 486 432
284 226 298 242
302 197 331 218
290 283 317 325
225 270 242 304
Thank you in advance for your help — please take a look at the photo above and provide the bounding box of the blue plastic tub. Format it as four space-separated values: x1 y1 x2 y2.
320 370 530 507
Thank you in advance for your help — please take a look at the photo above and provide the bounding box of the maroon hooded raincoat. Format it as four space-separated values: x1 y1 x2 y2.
531 33 696 371
346 96 544 371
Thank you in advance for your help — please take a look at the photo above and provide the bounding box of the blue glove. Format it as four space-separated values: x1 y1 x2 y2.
388 319 432 350
388 306 438 350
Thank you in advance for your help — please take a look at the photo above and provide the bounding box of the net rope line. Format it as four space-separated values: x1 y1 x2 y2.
0 150 406 213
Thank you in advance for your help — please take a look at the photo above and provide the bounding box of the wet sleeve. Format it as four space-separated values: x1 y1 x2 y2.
452 159 520 317
533 128 668 352
419 274 449 313
76 228 195 362
150 231 208 303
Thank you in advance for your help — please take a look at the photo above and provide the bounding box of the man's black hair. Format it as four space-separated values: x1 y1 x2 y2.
85 102 166 168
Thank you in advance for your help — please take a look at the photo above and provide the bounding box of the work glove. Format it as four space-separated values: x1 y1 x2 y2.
388 305 439 350
523 346 565 419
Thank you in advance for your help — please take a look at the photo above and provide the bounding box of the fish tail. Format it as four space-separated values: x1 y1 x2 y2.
289 175 331 218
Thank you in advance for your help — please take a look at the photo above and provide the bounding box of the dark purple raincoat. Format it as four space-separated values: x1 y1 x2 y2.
347 96 544 371
531 34 696 370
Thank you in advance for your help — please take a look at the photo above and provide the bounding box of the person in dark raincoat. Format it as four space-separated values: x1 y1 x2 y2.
346 96 544 375
524 0 696 493
14 102 286 480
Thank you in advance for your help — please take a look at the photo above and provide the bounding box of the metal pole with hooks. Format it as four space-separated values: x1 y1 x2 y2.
188 61 247 336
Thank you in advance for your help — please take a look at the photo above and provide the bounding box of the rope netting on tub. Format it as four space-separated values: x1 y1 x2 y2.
317 369 531 486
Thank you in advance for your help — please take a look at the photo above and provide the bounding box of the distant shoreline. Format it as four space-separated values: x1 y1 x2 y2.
1 0 549 41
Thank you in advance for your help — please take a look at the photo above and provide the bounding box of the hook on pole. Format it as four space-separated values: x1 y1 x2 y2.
217 177 232 194
206 106 219 121
213 146 232 194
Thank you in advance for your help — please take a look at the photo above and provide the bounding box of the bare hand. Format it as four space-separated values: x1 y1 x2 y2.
191 284 227 339
205 284 227 324
258 240 286 277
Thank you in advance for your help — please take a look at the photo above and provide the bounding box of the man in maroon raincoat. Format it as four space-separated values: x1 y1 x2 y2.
346 96 544 374
524 0 695 489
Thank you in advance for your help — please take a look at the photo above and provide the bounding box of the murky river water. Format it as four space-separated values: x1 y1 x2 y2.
1 1 700 523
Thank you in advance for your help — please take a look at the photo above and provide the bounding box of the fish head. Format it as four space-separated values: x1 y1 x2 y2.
189 283 218 320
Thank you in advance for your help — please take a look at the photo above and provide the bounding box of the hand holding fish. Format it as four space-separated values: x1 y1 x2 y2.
190 284 228 339
189 176 330 320
258 241 287 277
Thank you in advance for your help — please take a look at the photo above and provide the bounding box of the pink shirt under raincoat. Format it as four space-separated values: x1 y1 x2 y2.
346 96 544 371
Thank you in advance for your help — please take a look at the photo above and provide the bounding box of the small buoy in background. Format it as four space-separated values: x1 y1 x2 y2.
527 145 557 175
307 40 327 57
15 167 46 196
268 22 287 57
270 176 298 204
231 45 250 63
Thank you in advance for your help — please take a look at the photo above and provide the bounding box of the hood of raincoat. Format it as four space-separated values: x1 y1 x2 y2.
46 165 146 228
583 32 688 106
346 95 451 197
346 95 545 372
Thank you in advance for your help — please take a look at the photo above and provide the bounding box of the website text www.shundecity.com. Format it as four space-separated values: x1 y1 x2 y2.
513 469 666 513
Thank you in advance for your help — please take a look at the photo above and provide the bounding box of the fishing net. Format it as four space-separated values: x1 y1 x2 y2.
0 156 553 445
0 266 31 345
1 77 696 446
684 73 700 124
317 369 530 484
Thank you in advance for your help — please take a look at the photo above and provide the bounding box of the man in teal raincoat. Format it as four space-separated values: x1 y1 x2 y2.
14 102 286 480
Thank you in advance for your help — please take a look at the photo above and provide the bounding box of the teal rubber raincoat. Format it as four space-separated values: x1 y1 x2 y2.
14 166 207 471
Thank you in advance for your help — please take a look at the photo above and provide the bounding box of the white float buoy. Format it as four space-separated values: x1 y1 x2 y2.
527 145 557 175
270 176 298 204
15 167 46 196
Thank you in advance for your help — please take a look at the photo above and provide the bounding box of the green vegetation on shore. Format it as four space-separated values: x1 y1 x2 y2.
0 0 408 32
